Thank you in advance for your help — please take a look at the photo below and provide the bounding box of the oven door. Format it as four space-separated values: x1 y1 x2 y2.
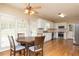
58 32 64 39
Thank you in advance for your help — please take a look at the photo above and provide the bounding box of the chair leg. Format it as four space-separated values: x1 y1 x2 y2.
10 50 12 56
35 53 38 56
29 50 33 56
24 49 25 56
19 51 21 56
13 52 16 56
29 50 30 56
26 50 29 56
33 52 35 56
42 50 43 56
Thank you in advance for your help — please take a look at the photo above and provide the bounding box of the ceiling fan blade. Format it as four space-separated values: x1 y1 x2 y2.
32 10 38 14
34 11 38 14
32 6 41 9
28 3 30 6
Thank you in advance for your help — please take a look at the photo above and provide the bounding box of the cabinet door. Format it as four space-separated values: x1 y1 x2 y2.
44 33 52 42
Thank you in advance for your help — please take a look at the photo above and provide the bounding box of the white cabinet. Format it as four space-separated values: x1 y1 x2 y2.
67 31 74 39
44 33 52 42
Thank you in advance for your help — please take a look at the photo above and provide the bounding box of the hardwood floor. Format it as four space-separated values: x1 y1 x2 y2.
0 39 79 56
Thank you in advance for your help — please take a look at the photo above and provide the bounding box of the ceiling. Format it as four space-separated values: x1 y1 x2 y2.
5 3 79 23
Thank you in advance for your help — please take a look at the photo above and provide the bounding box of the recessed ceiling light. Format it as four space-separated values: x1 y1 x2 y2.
58 13 65 18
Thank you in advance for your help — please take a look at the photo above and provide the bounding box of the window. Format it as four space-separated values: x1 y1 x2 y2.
0 13 27 51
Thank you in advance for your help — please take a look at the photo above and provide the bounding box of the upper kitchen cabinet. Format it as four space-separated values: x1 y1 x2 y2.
37 18 54 29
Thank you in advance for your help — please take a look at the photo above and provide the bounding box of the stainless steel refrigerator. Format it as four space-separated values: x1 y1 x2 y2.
74 24 79 45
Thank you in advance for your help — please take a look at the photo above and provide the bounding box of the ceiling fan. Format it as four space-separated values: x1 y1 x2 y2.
24 3 41 15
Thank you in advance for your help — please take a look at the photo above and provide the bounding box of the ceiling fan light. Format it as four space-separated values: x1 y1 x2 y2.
30 10 35 15
58 13 65 18
24 9 35 15
24 9 29 13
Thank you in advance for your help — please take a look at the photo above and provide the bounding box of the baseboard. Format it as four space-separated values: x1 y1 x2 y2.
67 38 73 40
44 39 53 44
0 47 10 52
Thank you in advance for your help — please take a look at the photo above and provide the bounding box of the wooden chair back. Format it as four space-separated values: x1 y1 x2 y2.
34 36 45 50
17 33 25 39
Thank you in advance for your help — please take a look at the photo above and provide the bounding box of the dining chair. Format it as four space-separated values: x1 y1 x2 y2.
17 33 26 45
17 33 25 39
29 36 45 56
8 35 26 56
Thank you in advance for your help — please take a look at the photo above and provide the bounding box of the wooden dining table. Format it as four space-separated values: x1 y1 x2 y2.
17 37 35 44
16 37 35 55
